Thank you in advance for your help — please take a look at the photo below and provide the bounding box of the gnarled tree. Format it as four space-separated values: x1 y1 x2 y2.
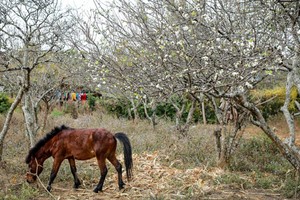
0 0 73 160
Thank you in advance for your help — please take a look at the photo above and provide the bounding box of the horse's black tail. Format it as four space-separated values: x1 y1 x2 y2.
115 132 133 181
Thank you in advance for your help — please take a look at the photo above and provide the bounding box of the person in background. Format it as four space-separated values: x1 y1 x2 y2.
76 92 81 101
71 92 76 101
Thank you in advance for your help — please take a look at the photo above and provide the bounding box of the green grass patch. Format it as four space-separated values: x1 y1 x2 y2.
229 135 291 174
214 173 251 189
50 109 64 117
0 183 39 200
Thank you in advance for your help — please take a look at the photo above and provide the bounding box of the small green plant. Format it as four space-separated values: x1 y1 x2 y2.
229 136 291 173
51 108 64 117
63 102 78 119
88 94 97 111
214 173 250 188
0 93 11 114
280 173 300 198
254 173 279 189
0 183 39 200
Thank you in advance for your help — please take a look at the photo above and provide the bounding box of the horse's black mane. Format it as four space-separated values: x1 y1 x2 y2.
25 125 71 164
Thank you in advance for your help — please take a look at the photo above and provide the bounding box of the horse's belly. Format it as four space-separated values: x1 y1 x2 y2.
72 149 96 160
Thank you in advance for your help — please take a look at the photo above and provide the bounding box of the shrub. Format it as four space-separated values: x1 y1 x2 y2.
99 97 218 123
99 97 130 118
87 93 97 111
251 86 299 120
0 93 11 114
281 173 300 198
229 136 291 174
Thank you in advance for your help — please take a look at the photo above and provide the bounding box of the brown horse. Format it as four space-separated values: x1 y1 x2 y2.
25 125 133 193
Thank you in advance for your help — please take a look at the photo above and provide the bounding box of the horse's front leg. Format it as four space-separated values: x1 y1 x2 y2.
68 157 81 189
47 157 63 192
93 156 107 193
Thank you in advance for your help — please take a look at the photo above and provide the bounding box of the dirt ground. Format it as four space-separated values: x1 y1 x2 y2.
0 151 287 200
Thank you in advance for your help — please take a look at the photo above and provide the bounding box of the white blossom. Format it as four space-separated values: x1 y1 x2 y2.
219 69 224 75
202 56 209 61
156 84 163 90
182 26 189 31
232 72 239 76
238 85 245 92
183 13 189 19
245 82 253 89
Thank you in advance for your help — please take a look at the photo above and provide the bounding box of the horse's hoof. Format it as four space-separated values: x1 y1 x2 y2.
47 185 51 192
74 182 81 189
74 184 80 189
93 188 101 193
119 182 125 190
119 185 124 190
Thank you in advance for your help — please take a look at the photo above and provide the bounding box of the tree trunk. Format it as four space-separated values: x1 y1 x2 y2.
173 102 185 133
281 43 300 146
143 99 157 129
130 98 140 122
211 97 245 168
236 94 300 171
202 101 207 125
39 99 50 135
127 107 132 120
22 92 38 147
281 68 296 145
0 87 25 161
214 125 231 168
181 98 196 134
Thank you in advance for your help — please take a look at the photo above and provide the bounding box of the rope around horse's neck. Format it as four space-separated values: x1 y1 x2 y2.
33 158 58 200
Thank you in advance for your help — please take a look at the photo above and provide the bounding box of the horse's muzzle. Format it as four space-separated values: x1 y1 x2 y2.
26 172 37 183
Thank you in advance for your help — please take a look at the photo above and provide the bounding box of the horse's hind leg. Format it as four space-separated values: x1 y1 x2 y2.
68 157 81 189
108 154 125 190
93 156 107 193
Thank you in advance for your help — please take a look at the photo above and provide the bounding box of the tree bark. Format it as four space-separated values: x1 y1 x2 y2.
143 98 157 129
22 92 37 147
0 87 25 161
202 101 207 125
39 99 50 135
181 98 196 133
236 94 300 171
280 55 299 145
172 101 185 133
130 97 140 122
211 97 245 168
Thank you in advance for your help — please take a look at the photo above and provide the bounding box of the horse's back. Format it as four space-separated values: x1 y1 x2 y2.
53 128 116 160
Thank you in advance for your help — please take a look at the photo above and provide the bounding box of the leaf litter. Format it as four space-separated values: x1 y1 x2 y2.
20 151 283 200
48 151 219 200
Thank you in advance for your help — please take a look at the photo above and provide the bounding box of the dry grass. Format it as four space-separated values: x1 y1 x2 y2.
0 110 295 199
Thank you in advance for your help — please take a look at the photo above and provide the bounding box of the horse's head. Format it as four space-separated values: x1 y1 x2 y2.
26 156 43 183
